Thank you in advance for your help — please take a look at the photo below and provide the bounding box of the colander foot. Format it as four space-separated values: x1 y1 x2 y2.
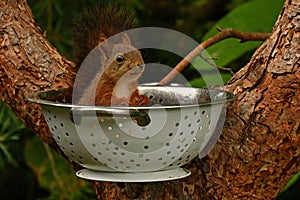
76 168 191 182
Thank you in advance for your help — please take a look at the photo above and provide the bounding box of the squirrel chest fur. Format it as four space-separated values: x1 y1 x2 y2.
72 5 149 106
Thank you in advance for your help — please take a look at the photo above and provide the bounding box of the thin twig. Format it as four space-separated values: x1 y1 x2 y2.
158 27 271 86
197 52 234 75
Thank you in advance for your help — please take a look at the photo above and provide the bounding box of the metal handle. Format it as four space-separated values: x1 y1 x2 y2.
70 107 151 126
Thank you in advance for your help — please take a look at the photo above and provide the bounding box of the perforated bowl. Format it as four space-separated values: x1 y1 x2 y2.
28 85 233 182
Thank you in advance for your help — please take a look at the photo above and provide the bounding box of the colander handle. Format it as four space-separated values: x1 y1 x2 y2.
70 107 151 126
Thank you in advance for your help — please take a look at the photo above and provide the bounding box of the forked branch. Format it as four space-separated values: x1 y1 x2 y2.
158 27 272 85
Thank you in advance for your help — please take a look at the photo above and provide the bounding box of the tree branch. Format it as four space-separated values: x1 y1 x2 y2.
158 28 271 85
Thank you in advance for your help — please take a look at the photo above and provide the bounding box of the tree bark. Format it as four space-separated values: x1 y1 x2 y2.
0 0 299 199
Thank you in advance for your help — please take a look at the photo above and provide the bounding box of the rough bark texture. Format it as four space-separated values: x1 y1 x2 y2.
207 0 300 198
0 0 299 199
0 0 76 147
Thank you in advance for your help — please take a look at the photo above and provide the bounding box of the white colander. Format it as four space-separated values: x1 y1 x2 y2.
28 85 233 182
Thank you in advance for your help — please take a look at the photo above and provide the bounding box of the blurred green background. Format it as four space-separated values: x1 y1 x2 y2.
1 0 299 199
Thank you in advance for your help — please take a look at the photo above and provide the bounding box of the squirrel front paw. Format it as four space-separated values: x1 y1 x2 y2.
129 90 149 106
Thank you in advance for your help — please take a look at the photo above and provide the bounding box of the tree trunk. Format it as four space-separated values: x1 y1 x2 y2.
0 0 299 199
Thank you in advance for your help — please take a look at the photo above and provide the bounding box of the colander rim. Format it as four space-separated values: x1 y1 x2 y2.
27 86 234 110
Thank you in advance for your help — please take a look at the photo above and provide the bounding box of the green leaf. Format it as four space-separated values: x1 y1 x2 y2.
24 136 95 199
188 56 232 87
282 170 300 193
202 0 285 67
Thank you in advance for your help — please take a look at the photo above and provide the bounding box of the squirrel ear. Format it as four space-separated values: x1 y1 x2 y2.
120 33 132 45
99 33 107 43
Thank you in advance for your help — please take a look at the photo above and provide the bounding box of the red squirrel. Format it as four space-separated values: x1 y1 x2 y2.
72 4 149 106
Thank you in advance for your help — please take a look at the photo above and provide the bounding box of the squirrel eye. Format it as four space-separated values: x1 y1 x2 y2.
116 55 125 63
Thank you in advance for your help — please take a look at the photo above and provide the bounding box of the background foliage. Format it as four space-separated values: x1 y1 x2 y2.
1 0 298 199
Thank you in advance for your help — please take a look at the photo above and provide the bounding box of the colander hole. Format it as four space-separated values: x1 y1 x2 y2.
105 147 109 151
115 134 120 138
130 159 134 163
169 133 173 137
193 138 197 142
158 158 163 161
94 158 98 161
136 164 140 167
90 133 94 137
60 123 64 127
114 147 119 150
53 115 57 119
187 155 191 159
166 143 170 146
171 156 175 160
191 131 195 135
79 156 83 159
180 132 183 136
114 166 119 169
167 151 171 155
98 152 102 155
70 142 74 146
99 118 105 122
126 166 130 169
199 126 203 130
112 152 117 155
158 99 163 103
121 152 125 156
206 114 209 118
92 143 96 147
66 132 69 136
123 141 128 146
180 149 185 153
57 136 60 140
144 145 149 149
145 158 150 162
107 126 113 131
149 95 154 99
178 158 182 161
177 145 181 149
208 121 211 125
197 119 200 123
194 111 198 115
188 123 192 127
169 164 173 167
163 162 167 165
60 145 64 150
119 161 124 164
71 150 75 153
108 158 112 161
47 110 51 113
175 122 180 127
184 116 188 120
202 111 205 115
118 123 123 128
185 143 189 147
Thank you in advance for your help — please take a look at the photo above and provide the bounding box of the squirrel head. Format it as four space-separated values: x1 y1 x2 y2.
101 33 144 83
